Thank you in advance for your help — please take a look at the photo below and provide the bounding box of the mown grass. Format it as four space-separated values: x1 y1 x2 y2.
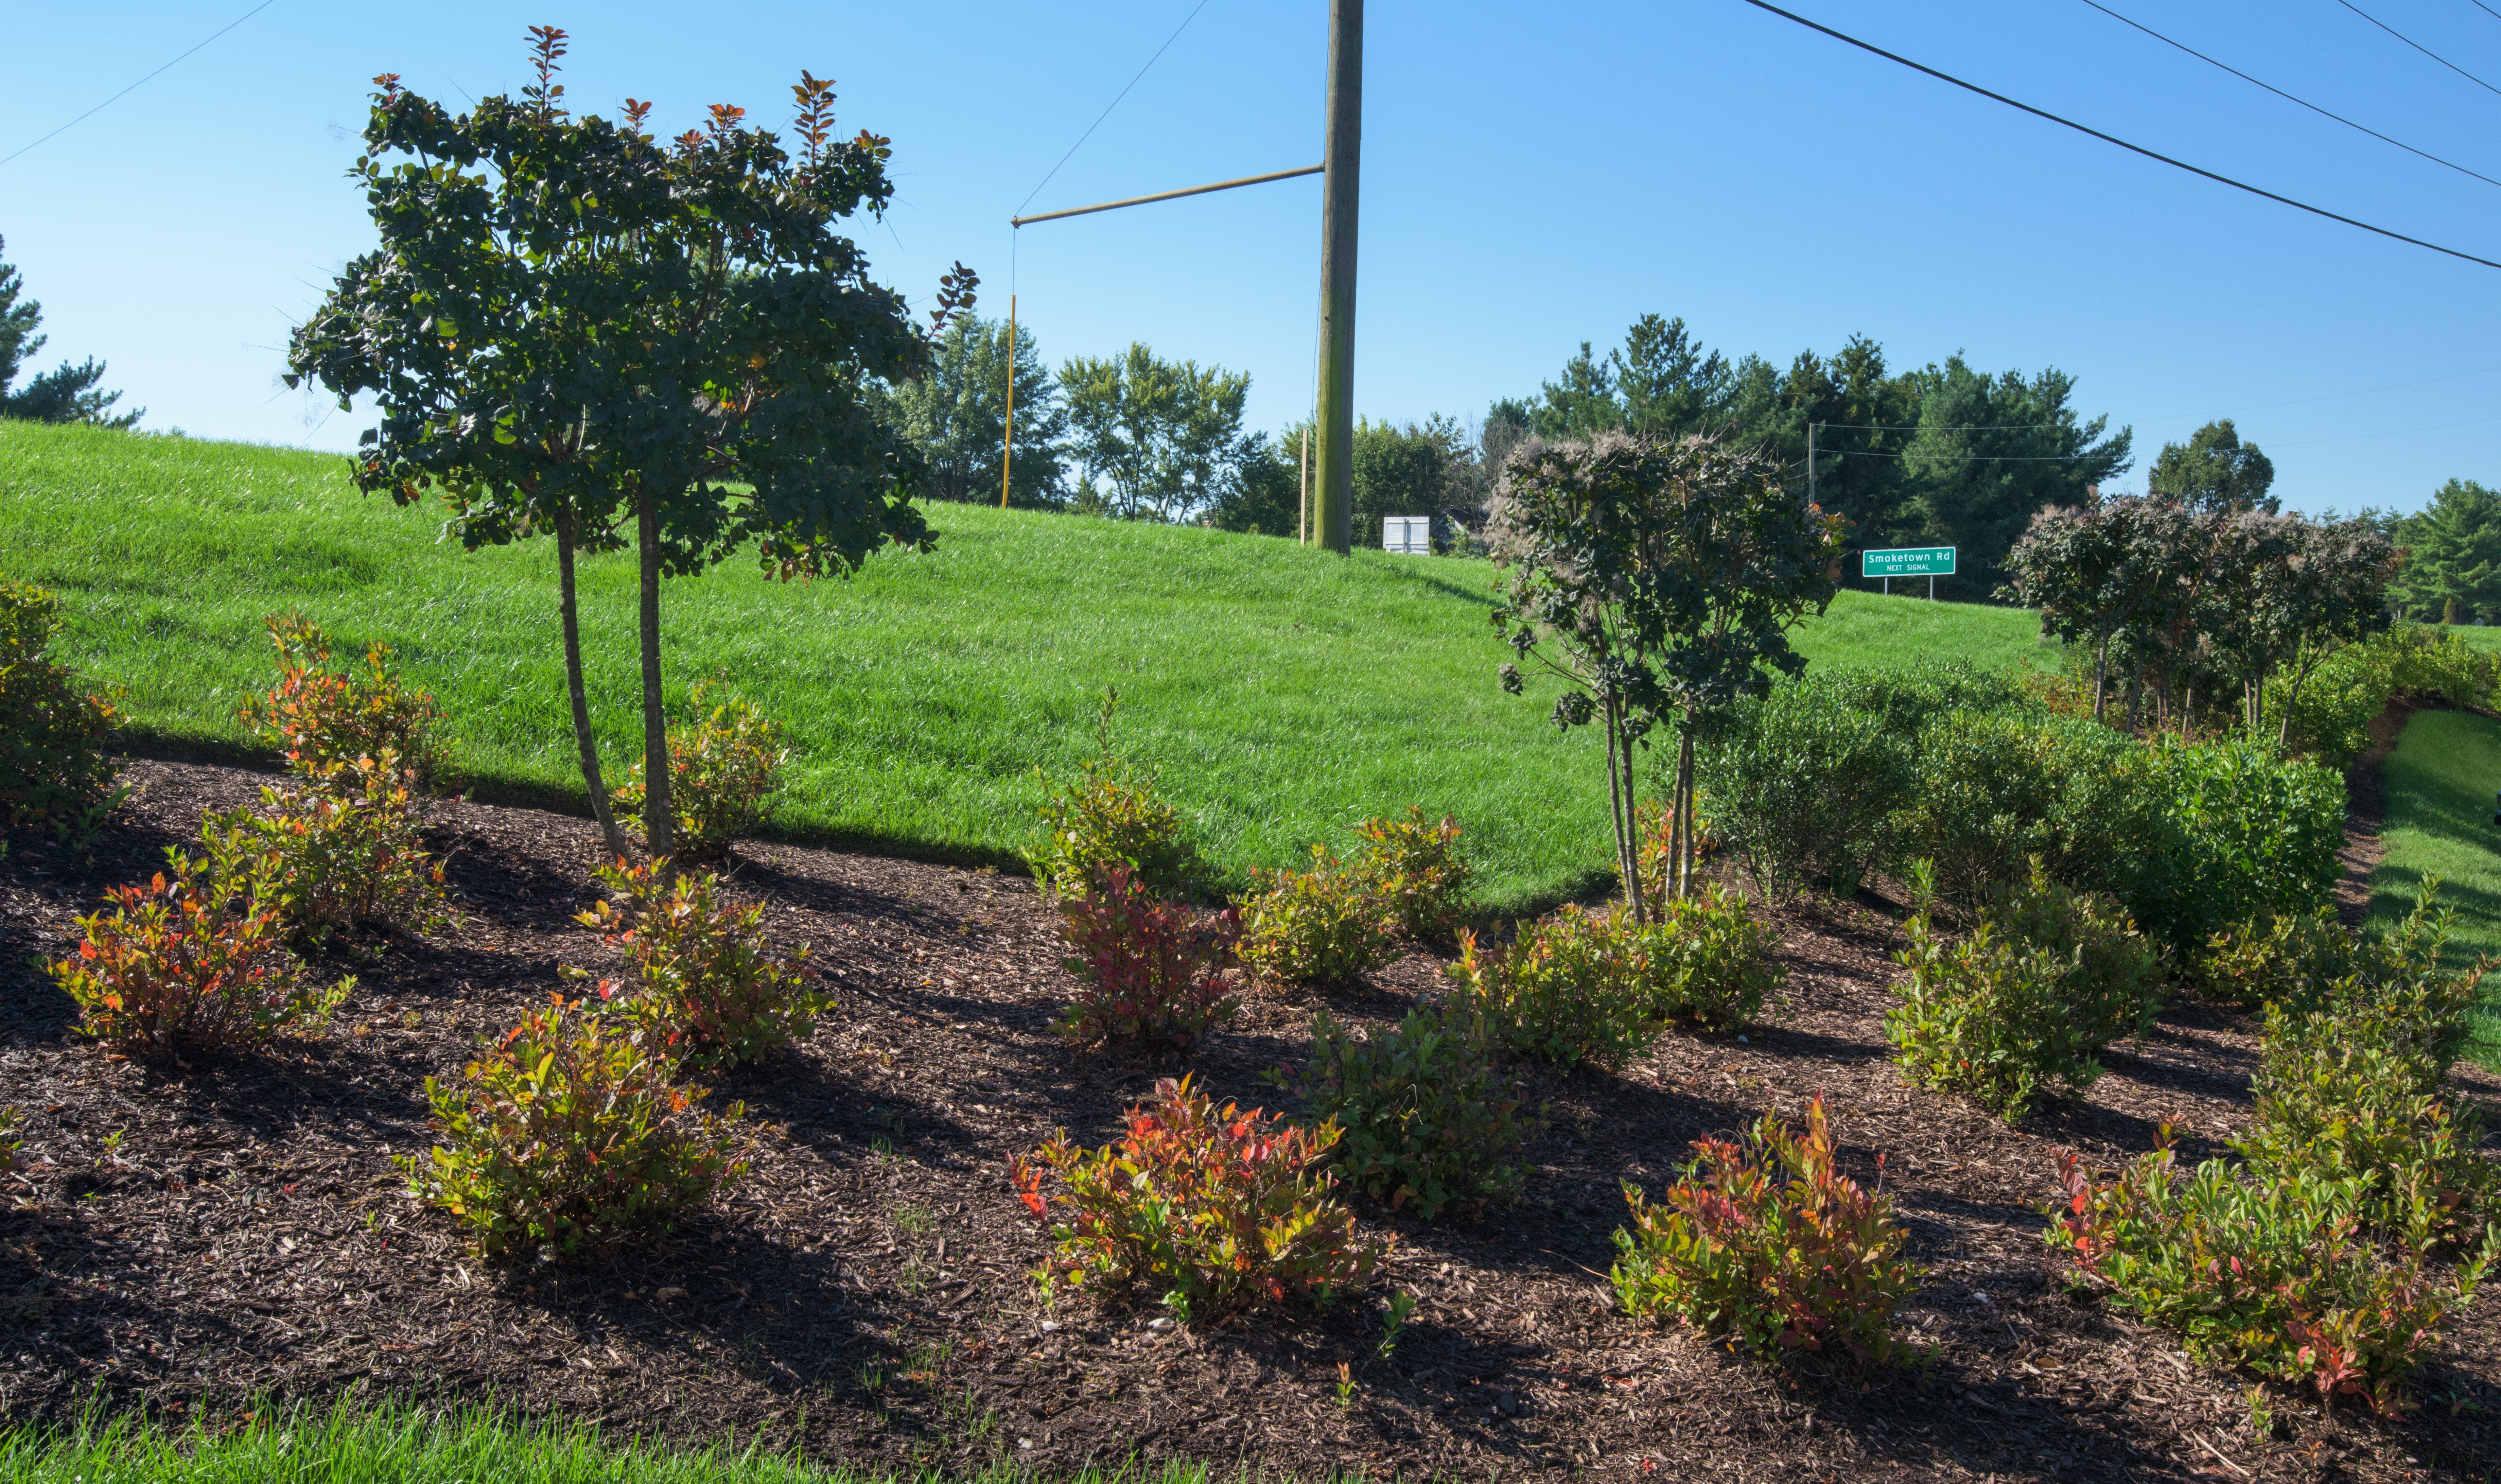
0 421 2052 910
0 1400 1208 1484
2368 708 2501 1058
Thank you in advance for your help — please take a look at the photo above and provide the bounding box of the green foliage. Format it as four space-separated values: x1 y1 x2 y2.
2269 624 2501 767
47 847 351 1059
404 996 748 1261
1647 883 1783 1032
2391 478 2501 624
1886 862 2162 1121
1051 866 1241 1052
1029 689 1203 900
873 311 1068 508
1236 849 1397 989
1699 673 1913 897
2148 419 2276 514
204 750 448 943
612 689 789 866
1446 909 1662 1069
1274 1001 1537 1219
2151 736 2348 947
2048 1136 2491 1413
1010 1074 1383 1316
2199 905 2353 1008
2208 886 2484 1080
0 578 121 840
1612 1098 1921 1368
2236 1004 2493 1253
1060 344 1252 523
1891 709 2158 911
1346 807 1472 942
575 860 825 1070
238 614 449 794
0 235 139 428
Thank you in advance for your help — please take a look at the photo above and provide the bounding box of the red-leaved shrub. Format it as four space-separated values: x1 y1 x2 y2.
1053 866 1240 1052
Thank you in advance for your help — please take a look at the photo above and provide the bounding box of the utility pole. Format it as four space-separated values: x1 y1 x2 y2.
1312 0 1362 555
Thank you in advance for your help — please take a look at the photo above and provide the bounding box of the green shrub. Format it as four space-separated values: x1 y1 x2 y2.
2199 905 2353 1008
0 578 123 842
612 687 789 866
2049 1135 2491 1413
46 847 352 1059
238 614 449 793
1646 883 1783 1032
1886 861 2162 1122
1446 908 1661 1069
1274 1001 1537 1219
1052 866 1241 1051
1236 849 1396 988
2235 1005 2494 1252
1613 1097 1921 1368
1010 1074 1383 1317
574 860 826 1070
2270 624 2501 767
203 750 448 943
1699 675 1912 898
1633 793 1723 903
1346 807 1472 942
2148 737 2345 950
1028 689 1204 899
405 996 748 1261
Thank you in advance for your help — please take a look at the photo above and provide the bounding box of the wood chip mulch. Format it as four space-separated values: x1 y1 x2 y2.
1 756 2495 1482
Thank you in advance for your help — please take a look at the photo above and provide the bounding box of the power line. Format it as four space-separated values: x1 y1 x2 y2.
1015 0 1216 219
2471 0 2501 25
0 0 279 169
1735 0 2501 272
2334 0 2501 99
2078 0 2501 190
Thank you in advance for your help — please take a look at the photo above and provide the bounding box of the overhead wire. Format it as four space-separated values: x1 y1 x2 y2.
0 0 280 168
2076 0 2501 190
2333 0 2501 99
1734 0 2501 272
1014 0 1217 220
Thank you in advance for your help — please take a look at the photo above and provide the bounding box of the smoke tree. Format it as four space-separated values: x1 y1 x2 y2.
1489 432 1840 918
288 28 971 861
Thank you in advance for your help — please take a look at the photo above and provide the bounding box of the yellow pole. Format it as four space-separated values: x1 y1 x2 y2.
1298 427 1309 544
1000 294 1016 510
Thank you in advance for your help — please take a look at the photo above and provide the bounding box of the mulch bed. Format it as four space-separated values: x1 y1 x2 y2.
1 756 2496 1482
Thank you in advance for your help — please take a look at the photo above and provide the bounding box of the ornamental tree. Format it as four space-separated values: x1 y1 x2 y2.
287 28 972 861
1488 432 1840 918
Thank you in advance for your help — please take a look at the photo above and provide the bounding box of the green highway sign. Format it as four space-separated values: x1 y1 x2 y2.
1862 545 1956 578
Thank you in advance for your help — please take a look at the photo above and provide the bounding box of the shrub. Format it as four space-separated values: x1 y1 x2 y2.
0 579 123 842
1028 689 1203 899
2235 1006 2494 1252
403 996 748 1260
575 860 826 1070
1236 850 1396 988
1885 861 2162 1122
1052 866 1241 1052
1612 1097 1921 1368
1446 908 1660 1069
46 847 352 1059
202 750 447 943
239 614 449 793
2148 738 2345 951
1273 1001 1537 1219
2048 1134 2490 1413
2199 905 2353 1008
2270 624 2501 767
2207 886 2484 1078
1698 678 1909 899
1646 883 1783 1032
1633 793 1722 904
1010 1073 1383 1316
611 687 789 866
1346 807 1471 942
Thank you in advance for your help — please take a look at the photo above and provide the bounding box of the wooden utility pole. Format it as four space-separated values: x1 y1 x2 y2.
1312 0 1362 555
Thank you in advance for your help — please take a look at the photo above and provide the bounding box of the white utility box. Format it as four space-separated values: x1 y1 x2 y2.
1382 515 1432 555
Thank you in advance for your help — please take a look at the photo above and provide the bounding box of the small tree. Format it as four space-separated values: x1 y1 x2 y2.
2261 518 2399 749
288 28 972 861
2005 496 2183 722
1061 343 1249 522
1488 432 1839 918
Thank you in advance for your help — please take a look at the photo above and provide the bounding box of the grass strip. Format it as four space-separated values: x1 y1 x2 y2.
2367 706 2501 1062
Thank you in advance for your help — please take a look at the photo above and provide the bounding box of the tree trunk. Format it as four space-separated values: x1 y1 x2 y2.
558 513 627 861
635 485 675 868
1676 730 1697 902
1620 719 1646 920
2092 630 2111 723
1604 695 1641 924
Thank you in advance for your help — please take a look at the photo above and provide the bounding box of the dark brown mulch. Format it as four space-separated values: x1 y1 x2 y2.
2 758 2497 1482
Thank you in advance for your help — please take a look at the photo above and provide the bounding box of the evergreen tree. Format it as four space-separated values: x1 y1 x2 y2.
875 312 1066 508
2392 478 2501 623
0 236 140 429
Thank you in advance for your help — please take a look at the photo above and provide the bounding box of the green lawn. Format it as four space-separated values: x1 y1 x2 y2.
2368 708 2501 1058
0 422 2054 911
0 1401 1200 1483
2447 623 2501 656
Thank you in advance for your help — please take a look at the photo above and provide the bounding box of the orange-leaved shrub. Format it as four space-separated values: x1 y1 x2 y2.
2047 1130 2489 1413
611 686 789 866
403 995 749 1261
204 750 448 943
1052 865 1240 1051
575 859 825 1070
0 579 124 843
1028 687 1204 899
239 614 449 793
1236 848 1395 988
1446 908 1661 1069
1347 807 1472 943
1612 1097 1921 1368
46 847 352 1058
1010 1073 1383 1318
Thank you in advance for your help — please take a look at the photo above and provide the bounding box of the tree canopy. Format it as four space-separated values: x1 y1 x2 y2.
2148 419 2277 514
2392 478 2501 624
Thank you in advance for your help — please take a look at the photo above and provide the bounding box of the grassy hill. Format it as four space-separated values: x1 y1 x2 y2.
2 422 2050 910
2371 710 2501 1058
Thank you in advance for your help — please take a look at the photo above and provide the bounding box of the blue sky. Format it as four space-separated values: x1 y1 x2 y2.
4 0 2499 516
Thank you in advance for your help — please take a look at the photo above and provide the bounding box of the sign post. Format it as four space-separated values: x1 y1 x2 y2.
1861 545 1956 600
